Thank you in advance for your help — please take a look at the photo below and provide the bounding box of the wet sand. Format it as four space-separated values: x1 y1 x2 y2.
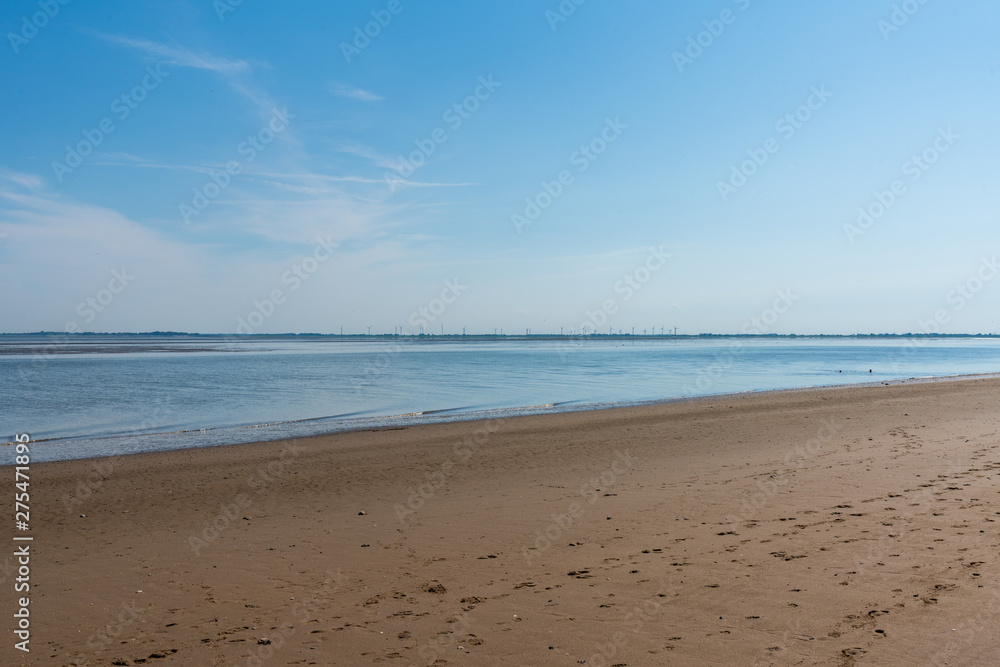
4 376 1000 666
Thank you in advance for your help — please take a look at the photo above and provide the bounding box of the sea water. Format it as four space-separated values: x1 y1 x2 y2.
2 334 999 462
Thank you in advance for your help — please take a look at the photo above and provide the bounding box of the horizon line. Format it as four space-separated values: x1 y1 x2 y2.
1 332 998 338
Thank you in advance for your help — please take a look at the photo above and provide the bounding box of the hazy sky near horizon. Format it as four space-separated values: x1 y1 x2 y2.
1 1 998 335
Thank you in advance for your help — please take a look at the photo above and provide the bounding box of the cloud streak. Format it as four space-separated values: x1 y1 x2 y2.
97 34 249 74
329 83 383 102
95 33 283 122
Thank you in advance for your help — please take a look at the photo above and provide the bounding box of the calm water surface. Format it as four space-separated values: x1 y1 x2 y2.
2 335 999 461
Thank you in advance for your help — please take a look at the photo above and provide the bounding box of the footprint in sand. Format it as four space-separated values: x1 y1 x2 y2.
111 649 178 665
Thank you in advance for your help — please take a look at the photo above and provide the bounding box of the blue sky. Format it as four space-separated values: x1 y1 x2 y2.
1 0 998 335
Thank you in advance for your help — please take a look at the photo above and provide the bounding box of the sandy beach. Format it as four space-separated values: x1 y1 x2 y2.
4 376 1000 666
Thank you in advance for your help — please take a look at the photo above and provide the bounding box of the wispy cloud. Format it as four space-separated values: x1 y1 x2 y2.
253 172 393 185
0 168 43 192
329 83 383 102
330 144 476 189
95 34 282 122
246 166 477 189
390 178 479 189
336 142 398 169
101 151 144 163
91 156 222 175
97 34 248 74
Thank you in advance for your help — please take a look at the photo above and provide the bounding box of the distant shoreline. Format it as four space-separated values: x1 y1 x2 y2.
2 331 999 340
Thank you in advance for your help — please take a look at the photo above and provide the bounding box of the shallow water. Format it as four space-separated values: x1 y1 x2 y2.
3 334 999 462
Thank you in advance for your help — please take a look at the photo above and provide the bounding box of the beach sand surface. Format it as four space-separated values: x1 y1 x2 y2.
4 377 1000 666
